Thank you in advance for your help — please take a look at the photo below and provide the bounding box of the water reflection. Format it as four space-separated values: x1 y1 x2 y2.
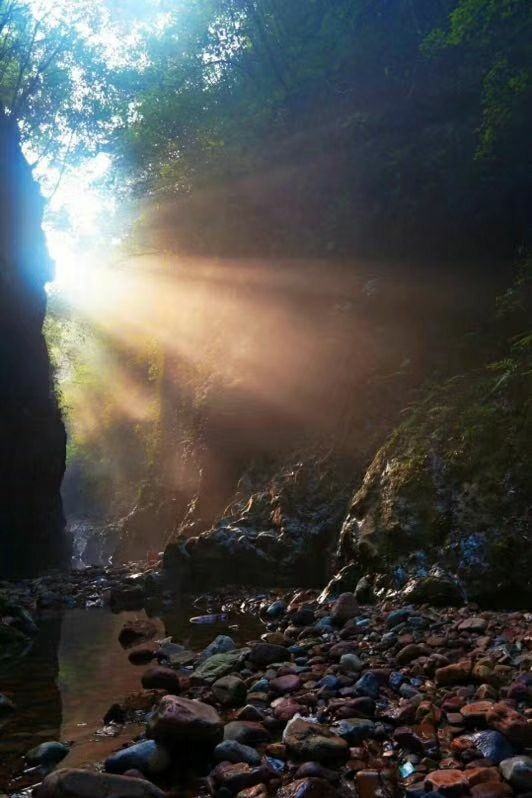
0 615 62 790
1 600 264 790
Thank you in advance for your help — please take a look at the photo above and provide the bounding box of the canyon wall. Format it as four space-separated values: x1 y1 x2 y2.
0 113 68 576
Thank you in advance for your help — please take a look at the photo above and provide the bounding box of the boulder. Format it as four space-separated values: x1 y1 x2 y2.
193 650 248 683
141 666 181 693
330 593 358 624
282 717 349 764
147 695 223 747
34 769 165 798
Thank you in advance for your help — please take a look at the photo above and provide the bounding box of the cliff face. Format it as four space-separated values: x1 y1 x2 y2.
0 114 69 576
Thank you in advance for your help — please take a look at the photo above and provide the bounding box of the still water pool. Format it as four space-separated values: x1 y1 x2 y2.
0 600 265 792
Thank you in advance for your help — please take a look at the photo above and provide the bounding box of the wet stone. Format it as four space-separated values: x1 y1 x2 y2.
213 674 248 706
499 756 532 792
214 740 262 766
224 721 271 746
424 769 469 796
282 717 349 764
26 741 70 768
105 740 171 776
147 694 223 747
141 665 181 693
34 769 165 798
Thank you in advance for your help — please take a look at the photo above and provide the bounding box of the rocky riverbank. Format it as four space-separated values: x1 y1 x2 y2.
2 569 531 798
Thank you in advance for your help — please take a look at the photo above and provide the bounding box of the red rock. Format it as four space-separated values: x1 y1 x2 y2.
141 666 181 693
356 770 396 798
486 703 532 747
416 701 442 725
118 619 158 648
458 618 488 633
128 645 156 665
436 661 473 687
465 767 501 787
470 783 512 798
276 778 338 798
331 593 358 624
211 762 272 793
270 674 302 694
123 690 165 712
473 660 511 687
236 784 267 798
425 769 469 795
397 644 431 665
272 698 303 722
460 702 493 726
147 695 223 745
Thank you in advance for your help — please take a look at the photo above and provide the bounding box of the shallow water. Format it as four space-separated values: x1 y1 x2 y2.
0 598 265 792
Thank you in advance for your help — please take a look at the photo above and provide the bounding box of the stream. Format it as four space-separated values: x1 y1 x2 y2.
0 600 264 792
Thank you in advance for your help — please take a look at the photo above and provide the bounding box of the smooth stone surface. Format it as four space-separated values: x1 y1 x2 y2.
26 741 69 767
34 769 166 798
105 740 171 776
214 740 262 766
147 695 223 746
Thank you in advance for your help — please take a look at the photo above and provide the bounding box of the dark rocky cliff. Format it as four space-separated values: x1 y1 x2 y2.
0 113 68 576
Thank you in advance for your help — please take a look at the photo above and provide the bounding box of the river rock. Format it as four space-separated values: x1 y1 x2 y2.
276 778 338 798
224 721 271 746
105 740 170 776
339 652 363 673
212 674 248 705
214 740 261 766
402 574 464 606
193 649 248 683
129 645 157 665
141 666 181 693
26 741 70 767
248 643 290 666
147 695 223 747
330 717 375 744
211 761 272 794
34 769 165 798
118 620 158 648
499 756 532 791
330 593 358 624
468 731 516 765
425 769 469 795
266 600 287 619
282 717 349 764
486 703 532 748
270 674 301 694
202 635 237 659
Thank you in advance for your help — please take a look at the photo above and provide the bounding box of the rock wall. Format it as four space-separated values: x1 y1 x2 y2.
333 336 532 603
0 113 68 576
163 304 532 603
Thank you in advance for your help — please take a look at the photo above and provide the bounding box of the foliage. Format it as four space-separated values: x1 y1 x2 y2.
108 0 532 257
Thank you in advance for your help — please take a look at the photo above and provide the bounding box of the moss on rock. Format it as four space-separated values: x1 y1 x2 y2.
336 332 532 600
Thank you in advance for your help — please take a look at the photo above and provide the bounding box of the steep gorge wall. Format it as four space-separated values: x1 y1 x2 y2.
0 113 68 576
